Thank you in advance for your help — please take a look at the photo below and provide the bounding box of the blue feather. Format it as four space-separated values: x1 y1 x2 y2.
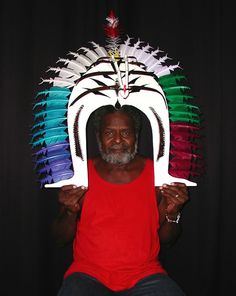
35 152 71 166
37 159 72 174
33 142 70 156
39 170 74 187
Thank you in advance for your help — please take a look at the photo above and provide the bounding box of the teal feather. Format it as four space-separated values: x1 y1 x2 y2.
36 86 71 98
34 109 67 119
31 135 69 147
31 127 68 140
31 85 72 186
31 118 67 131
33 99 68 109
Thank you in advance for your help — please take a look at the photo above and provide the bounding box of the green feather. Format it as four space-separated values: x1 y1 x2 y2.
168 104 200 112
163 86 190 96
169 112 201 124
158 74 187 86
166 95 194 102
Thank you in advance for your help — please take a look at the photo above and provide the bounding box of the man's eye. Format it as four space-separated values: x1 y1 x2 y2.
104 131 113 136
121 131 129 137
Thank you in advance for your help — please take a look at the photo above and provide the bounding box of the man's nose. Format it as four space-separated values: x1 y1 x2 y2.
114 132 122 143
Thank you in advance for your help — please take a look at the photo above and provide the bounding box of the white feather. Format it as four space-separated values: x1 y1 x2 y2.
119 44 129 57
133 39 142 50
128 39 141 56
57 58 86 74
68 52 92 67
145 56 160 69
169 63 181 71
47 67 81 80
106 14 119 27
135 44 152 61
142 48 162 64
119 36 132 56
158 54 171 64
80 47 99 62
147 59 163 72
89 42 108 57
40 77 75 88
154 67 170 77
133 50 149 66
154 63 180 77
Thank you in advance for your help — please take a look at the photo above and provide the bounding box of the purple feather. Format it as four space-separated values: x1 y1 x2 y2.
37 159 72 174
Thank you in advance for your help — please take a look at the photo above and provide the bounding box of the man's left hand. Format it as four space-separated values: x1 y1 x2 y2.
159 182 189 217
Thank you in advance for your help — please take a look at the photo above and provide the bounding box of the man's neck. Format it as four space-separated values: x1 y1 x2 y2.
93 155 146 184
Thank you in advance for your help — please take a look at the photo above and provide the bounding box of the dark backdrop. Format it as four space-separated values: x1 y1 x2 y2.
1 0 235 295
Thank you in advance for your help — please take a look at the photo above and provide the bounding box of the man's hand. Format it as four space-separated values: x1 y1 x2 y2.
58 185 88 214
159 182 189 217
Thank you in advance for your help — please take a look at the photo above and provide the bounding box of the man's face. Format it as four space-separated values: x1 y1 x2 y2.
97 111 138 164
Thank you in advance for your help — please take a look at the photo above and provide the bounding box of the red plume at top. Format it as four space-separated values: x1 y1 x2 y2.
104 10 120 39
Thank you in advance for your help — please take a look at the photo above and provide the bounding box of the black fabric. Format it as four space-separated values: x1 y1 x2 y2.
1 0 235 295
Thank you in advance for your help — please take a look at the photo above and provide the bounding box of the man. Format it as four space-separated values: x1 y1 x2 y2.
52 105 189 296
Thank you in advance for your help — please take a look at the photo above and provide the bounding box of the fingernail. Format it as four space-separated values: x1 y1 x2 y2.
73 185 77 189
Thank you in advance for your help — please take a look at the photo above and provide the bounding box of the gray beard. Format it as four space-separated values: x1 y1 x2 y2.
97 140 138 165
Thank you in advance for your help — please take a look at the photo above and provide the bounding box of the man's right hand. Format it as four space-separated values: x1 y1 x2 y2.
58 185 88 214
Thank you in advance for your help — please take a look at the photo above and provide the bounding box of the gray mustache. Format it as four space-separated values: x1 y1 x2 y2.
110 144 128 149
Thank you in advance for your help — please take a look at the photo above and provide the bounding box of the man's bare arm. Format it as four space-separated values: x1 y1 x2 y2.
51 185 87 246
156 183 189 246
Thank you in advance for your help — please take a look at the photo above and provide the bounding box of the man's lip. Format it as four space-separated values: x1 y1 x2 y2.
109 148 125 152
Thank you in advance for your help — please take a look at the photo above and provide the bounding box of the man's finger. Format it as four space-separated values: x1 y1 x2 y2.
61 185 77 191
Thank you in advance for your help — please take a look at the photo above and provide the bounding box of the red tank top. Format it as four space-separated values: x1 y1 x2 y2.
64 159 166 291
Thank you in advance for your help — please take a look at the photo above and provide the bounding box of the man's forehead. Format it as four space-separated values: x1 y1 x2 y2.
101 112 134 127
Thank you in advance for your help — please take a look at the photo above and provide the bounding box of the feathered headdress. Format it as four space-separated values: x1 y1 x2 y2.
31 11 203 188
